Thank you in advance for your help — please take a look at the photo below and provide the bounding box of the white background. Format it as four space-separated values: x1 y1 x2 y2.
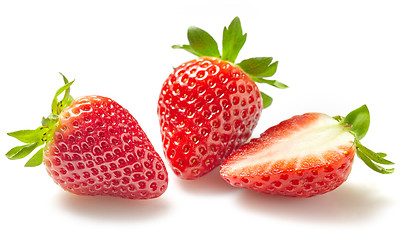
1 0 400 239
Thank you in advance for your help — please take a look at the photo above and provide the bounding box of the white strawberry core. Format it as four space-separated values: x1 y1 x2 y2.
228 114 355 174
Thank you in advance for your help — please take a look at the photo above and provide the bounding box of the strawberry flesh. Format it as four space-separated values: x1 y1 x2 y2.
220 113 356 197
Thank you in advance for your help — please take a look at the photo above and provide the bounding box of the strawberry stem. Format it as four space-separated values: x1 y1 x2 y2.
5 74 75 167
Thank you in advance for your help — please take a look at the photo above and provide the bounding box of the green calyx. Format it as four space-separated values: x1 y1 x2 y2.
172 17 287 109
334 105 394 174
6 73 75 167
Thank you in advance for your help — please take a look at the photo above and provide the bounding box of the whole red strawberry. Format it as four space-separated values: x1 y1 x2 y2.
158 17 287 179
220 105 394 197
6 74 168 199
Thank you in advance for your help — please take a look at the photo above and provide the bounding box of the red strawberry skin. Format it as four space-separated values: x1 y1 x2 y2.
43 96 168 199
220 113 356 198
158 57 263 179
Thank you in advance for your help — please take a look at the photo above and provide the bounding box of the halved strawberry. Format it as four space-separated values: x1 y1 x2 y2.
6 74 168 199
158 17 287 180
220 105 394 197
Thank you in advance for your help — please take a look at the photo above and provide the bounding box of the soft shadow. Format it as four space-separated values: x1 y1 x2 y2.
55 191 172 221
236 183 393 223
176 168 238 195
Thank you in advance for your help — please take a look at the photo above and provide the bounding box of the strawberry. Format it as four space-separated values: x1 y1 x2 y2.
158 17 287 179
220 105 394 197
6 74 168 199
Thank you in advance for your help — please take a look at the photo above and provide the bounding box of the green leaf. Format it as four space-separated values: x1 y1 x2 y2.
51 80 74 115
260 91 273 109
239 58 286 92
41 114 59 127
172 44 202 57
187 26 221 58
344 104 370 140
356 148 394 174
376 152 387 158
24 147 44 167
260 61 279 77
240 60 279 78
237 57 273 76
6 142 40 160
7 127 48 144
355 140 394 174
60 73 75 109
222 17 247 63
65 95 74 108
356 141 395 165
59 73 73 105
265 80 288 89
332 115 343 122
252 77 288 89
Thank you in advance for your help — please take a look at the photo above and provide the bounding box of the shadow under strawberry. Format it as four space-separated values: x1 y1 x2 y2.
56 191 172 221
235 182 392 223
175 168 238 195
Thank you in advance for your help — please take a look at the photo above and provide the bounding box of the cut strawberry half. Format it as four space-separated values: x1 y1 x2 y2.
220 105 394 197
